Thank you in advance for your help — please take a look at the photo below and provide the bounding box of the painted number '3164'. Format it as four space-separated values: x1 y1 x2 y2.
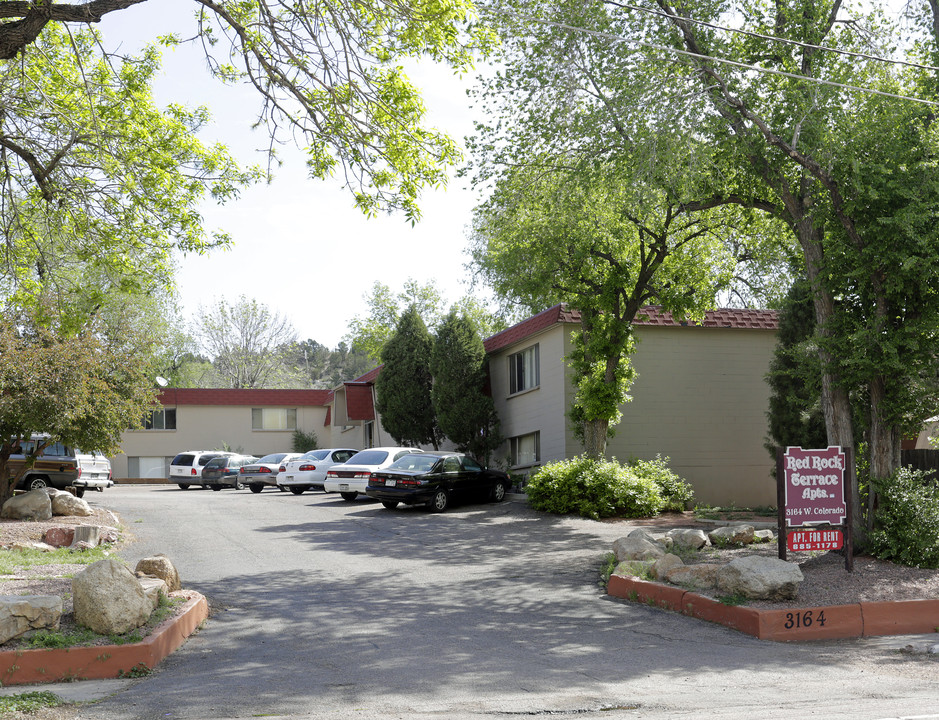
784 610 827 629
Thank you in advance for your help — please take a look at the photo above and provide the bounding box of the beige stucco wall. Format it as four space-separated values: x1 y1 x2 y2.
488 322 777 507
610 325 777 507
112 405 328 479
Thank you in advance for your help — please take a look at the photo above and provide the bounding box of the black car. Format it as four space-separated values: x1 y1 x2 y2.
202 454 259 491
366 452 509 512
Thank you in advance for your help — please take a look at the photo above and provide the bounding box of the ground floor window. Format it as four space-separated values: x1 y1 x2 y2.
128 456 172 478
251 408 297 431
509 431 540 467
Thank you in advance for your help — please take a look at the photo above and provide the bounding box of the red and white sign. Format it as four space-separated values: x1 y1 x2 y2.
787 528 844 552
783 446 847 527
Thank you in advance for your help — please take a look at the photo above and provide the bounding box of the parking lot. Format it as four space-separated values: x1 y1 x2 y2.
69 485 939 720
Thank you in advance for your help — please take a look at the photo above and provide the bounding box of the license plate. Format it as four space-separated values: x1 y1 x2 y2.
286 475 293 481
386 479 396 487
339 483 349 491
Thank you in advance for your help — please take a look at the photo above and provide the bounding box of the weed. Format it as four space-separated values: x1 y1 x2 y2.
717 593 749 606
599 553 618 585
627 590 639 602
117 663 151 679
24 628 98 649
0 691 62 713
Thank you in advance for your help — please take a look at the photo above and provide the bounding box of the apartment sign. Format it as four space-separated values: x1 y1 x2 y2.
782 446 847 527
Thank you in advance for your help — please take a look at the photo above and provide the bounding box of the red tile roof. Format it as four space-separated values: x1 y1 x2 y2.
482 303 778 353
158 388 332 407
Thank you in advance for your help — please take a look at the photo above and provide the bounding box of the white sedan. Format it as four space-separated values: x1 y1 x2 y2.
241 452 303 493
277 448 358 494
324 446 423 501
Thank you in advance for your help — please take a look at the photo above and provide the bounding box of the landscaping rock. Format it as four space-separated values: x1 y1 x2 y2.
612 560 655 578
10 541 55 552
72 558 152 635
708 524 755 545
138 577 168 611
716 556 804 601
664 563 722 590
42 527 75 548
753 529 775 543
135 555 181 592
0 595 63 644
613 536 666 562
667 528 710 550
651 553 684 580
71 525 100 547
1 489 52 521
49 489 93 517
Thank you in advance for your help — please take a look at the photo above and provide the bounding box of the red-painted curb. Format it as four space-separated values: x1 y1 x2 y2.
608 574 939 642
0 592 208 685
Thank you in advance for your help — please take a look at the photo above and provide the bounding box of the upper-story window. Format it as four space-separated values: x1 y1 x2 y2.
143 408 176 430
509 344 540 395
251 408 297 431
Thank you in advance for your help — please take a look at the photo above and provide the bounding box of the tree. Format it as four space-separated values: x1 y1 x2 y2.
0 0 493 221
195 296 297 388
374 306 441 449
0 307 157 505
431 309 502 463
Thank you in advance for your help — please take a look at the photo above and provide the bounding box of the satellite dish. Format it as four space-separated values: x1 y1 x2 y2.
155 376 169 387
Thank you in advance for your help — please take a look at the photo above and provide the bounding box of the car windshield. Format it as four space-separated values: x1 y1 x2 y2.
259 453 287 464
344 450 389 465
302 450 330 461
387 455 439 472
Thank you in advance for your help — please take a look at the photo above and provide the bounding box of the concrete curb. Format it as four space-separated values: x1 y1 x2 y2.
0 592 208 686
608 575 939 642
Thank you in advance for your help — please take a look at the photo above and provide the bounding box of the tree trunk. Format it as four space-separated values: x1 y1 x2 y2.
867 376 901 534
583 419 609 459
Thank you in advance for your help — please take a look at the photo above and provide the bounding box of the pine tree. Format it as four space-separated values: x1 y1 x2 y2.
431 310 502 464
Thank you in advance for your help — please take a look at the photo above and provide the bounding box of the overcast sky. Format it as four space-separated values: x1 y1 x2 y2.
100 1 486 349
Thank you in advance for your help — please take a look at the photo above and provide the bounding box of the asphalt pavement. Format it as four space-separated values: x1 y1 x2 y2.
5 485 939 720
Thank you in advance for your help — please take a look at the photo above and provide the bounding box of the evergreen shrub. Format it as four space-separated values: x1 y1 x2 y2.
526 455 693 520
869 467 939 569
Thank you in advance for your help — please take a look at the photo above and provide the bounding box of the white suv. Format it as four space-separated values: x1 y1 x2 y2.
169 450 235 490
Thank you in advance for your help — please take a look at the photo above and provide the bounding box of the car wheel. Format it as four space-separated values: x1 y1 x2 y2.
381 501 399 510
340 492 358 502
249 484 263 494
211 485 222 492
74 486 85 498
177 484 190 491
429 489 449 513
26 476 49 491
490 480 507 503
289 486 306 495
234 479 245 491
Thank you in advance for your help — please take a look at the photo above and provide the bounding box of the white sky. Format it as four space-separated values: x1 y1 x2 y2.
99 1 484 349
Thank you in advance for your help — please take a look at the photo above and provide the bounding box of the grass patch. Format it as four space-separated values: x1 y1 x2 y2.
717 593 749 606
0 691 62 714
599 552 618 585
0 545 111 575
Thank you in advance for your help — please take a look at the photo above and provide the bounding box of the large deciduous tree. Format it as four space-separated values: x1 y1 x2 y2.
374 305 442 449
431 308 502 463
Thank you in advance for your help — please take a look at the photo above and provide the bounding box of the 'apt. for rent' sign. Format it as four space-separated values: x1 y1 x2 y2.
783 446 847 527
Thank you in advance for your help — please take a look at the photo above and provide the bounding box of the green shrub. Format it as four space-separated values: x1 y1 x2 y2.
527 456 670 519
869 467 939 569
628 455 695 511
292 429 318 453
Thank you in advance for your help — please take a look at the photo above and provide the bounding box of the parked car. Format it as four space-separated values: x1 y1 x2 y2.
241 453 303 493
366 452 509 512
277 448 358 494
169 450 236 490
4 436 113 496
202 454 260 491
323 446 423 501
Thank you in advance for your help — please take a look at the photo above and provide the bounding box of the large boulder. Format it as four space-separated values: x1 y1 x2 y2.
1 489 52 521
708 525 755 546
135 555 181 592
613 536 666 562
716 556 804 601
0 595 63 644
49 489 93 517
651 553 684 580
664 563 722 590
72 558 152 635
42 526 76 548
667 528 710 550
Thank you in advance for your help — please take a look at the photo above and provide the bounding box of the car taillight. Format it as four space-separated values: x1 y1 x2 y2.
258 467 272 473
191 468 197 475
354 472 370 479
279 465 287 472
399 479 422 487
326 471 337 478
240 467 246 474
299 464 316 472
77 468 82 478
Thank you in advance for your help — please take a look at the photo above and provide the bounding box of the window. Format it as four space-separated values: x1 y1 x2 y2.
142 408 176 430
509 344 540 395
251 408 297 430
510 432 540 467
